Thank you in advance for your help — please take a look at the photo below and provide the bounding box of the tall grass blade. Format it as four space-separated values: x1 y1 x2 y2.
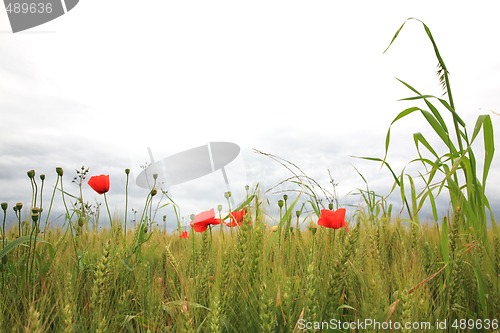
0 236 50 261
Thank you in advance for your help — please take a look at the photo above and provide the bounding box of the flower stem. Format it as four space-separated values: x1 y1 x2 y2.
43 176 59 237
103 193 113 230
124 170 130 242
59 174 79 272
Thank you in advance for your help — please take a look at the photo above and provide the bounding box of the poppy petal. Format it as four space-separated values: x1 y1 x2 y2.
88 174 110 194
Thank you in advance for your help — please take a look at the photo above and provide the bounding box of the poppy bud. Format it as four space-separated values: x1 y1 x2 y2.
278 200 284 208
283 194 288 202
125 168 130 175
78 217 85 227
153 173 158 180
295 210 301 218
16 202 23 210
150 188 157 196
40 174 45 181
31 207 40 222
1 202 7 211
217 204 223 212
245 185 249 191
56 167 64 176
328 203 334 210
224 191 231 199
27 170 35 179
163 215 166 222
311 227 317 235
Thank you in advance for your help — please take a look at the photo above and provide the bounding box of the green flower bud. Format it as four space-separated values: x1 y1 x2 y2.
40 174 45 181
27 170 35 179
150 188 157 196
278 200 284 208
283 194 288 202
56 167 64 176
217 204 223 212
224 191 231 199
295 210 301 218
1 202 7 211
16 202 23 210
328 202 334 210
245 185 249 191
153 173 158 180
31 207 40 222
125 168 130 175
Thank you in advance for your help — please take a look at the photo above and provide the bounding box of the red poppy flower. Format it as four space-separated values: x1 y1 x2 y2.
225 209 246 227
88 174 110 195
318 208 348 230
179 231 189 239
190 208 220 232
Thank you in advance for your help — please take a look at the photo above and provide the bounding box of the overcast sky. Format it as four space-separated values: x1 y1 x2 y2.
1 1 499 230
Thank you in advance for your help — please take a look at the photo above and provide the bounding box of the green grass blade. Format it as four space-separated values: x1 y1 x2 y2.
472 115 495 190
395 78 422 96
439 217 451 281
396 78 451 134
413 132 440 161
223 194 256 220
415 170 439 222
473 263 487 317
419 109 457 154
437 98 466 128
0 236 51 261
353 156 401 185
280 193 302 228
407 174 418 222
383 18 412 54
383 106 421 163
424 99 449 134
